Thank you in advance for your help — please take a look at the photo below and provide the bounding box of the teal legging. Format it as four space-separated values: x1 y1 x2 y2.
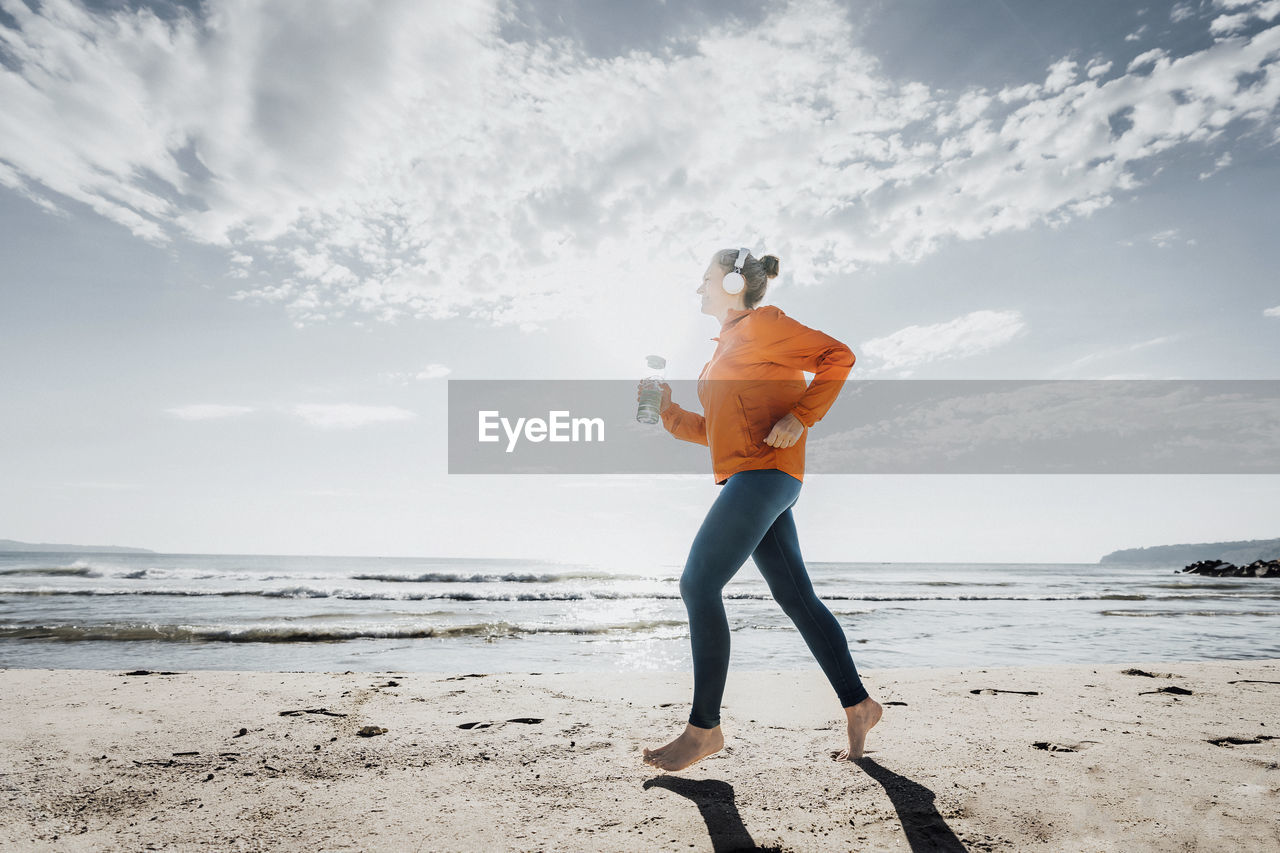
679 468 870 729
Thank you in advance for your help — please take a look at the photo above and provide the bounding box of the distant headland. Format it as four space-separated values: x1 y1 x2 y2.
1099 537 1280 565
0 539 156 554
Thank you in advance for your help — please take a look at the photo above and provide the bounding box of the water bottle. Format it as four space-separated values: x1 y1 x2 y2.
636 354 667 424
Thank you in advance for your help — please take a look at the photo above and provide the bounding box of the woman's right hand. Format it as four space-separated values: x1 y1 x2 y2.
658 382 672 413
636 380 674 414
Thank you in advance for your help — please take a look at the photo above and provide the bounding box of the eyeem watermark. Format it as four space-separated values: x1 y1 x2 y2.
450 379 1280 475
478 410 605 452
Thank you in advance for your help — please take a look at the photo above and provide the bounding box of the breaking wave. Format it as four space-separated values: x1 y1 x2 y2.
0 618 691 643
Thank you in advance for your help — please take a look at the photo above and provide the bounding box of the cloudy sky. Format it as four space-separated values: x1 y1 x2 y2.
2 0 1278 566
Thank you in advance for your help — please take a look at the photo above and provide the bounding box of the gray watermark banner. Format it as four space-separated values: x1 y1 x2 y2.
447 380 1280 475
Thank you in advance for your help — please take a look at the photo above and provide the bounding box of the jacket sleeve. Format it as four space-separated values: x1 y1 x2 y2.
660 401 709 446
753 306 855 428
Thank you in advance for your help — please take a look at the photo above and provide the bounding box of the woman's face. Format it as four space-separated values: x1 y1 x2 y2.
697 260 743 316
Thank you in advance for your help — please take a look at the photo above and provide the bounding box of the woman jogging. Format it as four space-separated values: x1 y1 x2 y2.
639 248 882 772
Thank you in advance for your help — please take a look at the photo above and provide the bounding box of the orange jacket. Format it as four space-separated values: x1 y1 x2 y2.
660 305 855 485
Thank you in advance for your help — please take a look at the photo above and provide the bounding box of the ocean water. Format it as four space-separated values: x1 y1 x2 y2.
1 551 1277 673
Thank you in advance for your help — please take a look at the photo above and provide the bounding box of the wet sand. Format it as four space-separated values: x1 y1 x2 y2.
1 659 1277 851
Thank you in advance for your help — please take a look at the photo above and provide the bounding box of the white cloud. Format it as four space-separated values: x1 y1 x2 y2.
858 310 1027 376
378 362 452 384
1211 12 1253 33
1118 230 1196 248
293 403 417 429
1126 48 1169 72
166 404 255 420
934 89 993 134
1051 335 1180 376
1 0 1279 329
1210 1 1280 33
1199 150 1233 178
1125 25 1149 42
1043 58 1078 92
416 363 452 380
1086 60 1113 78
996 82 1042 104
1264 305 1280 317
1171 3 1197 23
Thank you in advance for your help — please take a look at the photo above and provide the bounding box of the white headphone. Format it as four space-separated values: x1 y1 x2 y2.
722 247 749 295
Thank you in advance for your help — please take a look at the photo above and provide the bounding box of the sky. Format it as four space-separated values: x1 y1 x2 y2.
1 0 1278 566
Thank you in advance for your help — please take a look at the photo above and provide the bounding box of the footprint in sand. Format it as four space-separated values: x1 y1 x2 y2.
120 670 182 676
1032 740 1101 752
1121 667 1182 679
457 718 544 729
1207 734 1278 747
1227 679 1280 685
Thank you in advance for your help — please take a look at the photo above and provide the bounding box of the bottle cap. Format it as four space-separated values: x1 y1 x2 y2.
646 354 667 370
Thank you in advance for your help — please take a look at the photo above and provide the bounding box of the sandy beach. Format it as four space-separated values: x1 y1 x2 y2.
1 659 1277 851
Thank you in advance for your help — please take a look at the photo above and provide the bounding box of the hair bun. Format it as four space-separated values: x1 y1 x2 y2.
760 254 780 279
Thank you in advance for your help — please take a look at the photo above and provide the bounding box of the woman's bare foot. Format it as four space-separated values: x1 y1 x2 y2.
642 722 724 771
834 696 883 761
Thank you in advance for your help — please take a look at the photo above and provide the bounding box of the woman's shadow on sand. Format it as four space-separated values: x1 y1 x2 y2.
643 757 965 852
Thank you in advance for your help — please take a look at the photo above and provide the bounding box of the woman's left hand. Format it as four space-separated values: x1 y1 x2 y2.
763 412 805 448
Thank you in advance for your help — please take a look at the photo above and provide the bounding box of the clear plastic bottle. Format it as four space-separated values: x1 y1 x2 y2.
636 354 667 424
